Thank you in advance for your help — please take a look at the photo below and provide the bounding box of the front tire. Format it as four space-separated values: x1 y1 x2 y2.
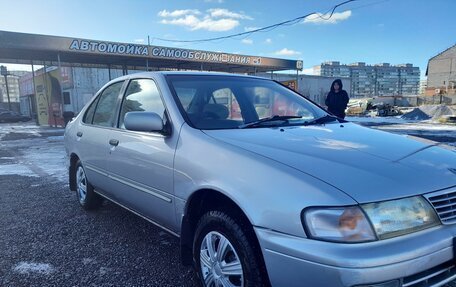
193 210 268 287
75 160 102 210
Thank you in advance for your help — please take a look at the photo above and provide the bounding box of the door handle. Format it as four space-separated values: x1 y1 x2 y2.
109 139 119 146
76 131 83 137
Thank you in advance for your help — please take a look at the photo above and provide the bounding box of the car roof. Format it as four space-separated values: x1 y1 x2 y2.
112 71 269 82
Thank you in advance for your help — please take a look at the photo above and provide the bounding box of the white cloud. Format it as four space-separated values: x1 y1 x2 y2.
205 0 224 3
158 9 201 18
303 10 352 24
244 26 259 32
194 18 239 31
208 8 253 20
161 15 239 31
241 39 253 45
274 48 301 56
133 38 145 43
264 38 272 44
161 15 200 28
159 8 251 32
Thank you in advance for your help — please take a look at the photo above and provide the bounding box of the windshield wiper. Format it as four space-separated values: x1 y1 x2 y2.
303 114 340 126
238 115 302 129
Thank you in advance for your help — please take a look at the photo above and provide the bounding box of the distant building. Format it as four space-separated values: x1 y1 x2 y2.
426 44 456 96
313 61 420 97
419 79 427 95
0 70 29 103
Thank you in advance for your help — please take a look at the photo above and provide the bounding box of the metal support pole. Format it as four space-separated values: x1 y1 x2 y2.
57 53 65 119
296 69 299 91
31 61 38 122
4 74 11 111
108 64 112 81
270 71 274 79
31 61 37 96
43 62 50 126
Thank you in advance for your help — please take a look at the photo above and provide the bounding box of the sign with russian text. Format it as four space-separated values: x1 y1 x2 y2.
0 30 302 71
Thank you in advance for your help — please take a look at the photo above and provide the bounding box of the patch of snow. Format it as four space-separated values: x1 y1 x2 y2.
21 143 67 182
347 116 412 124
12 262 55 275
0 124 67 183
0 164 38 177
47 136 64 141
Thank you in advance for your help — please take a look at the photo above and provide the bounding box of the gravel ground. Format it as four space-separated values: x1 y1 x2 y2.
0 124 199 287
1 122 456 287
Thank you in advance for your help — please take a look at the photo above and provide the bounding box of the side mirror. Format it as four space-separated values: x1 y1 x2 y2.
124 112 164 133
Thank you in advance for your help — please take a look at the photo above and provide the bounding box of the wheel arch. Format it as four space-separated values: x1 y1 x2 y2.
180 188 267 273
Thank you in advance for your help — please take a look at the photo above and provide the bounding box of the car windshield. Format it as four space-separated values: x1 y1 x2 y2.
167 75 328 130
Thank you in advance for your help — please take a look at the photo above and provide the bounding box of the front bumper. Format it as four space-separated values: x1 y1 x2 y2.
255 224 456 287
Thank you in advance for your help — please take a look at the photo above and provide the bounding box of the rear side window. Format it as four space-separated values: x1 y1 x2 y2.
83 98 98 124
89 81 124 127
118 79 166 129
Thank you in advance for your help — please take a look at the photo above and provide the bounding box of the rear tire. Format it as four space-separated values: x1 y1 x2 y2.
193 210 268 287
75 160 102 210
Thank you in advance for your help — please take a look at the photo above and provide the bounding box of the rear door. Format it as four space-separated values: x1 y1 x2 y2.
105 78 179 231
75 80 124 190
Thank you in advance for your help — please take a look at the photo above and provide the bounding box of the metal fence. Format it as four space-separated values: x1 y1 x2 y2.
370 95 456 107
416 95 456 106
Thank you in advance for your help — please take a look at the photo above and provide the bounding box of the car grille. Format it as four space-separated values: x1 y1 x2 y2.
425 189 456 224
402 260 456 287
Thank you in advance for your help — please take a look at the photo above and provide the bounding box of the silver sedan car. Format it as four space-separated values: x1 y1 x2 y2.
65 72 456 287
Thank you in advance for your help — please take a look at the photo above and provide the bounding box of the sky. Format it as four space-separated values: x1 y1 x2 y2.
0 0 455 78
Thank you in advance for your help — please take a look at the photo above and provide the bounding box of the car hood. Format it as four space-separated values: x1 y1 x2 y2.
204 123 456 203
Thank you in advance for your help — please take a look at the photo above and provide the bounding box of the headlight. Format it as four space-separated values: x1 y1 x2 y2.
361 196 439 240
303 206 377 243
303 196 440 243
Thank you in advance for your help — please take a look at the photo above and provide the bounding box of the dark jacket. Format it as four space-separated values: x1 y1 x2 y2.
325 79 349 118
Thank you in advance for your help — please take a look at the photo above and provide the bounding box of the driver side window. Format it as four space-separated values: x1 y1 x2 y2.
118 79 166 129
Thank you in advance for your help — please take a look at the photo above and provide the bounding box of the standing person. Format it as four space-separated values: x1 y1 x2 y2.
325 79 349 119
